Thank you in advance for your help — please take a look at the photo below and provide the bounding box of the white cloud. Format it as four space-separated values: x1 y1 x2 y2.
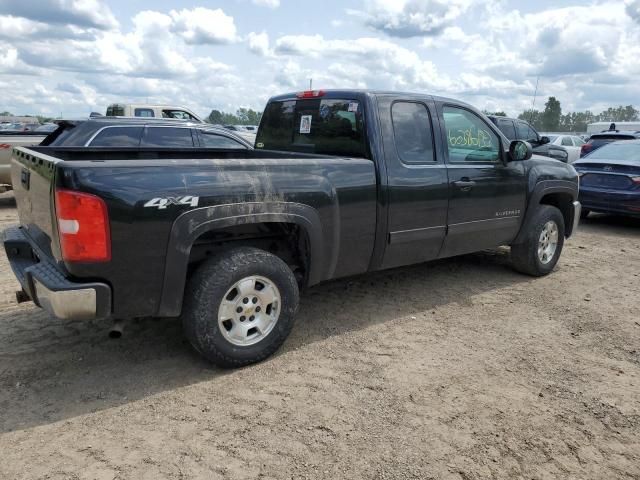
350 0 478 37
248 31 272 56
169 7 238 44
252 0 280 8
0 0 118 30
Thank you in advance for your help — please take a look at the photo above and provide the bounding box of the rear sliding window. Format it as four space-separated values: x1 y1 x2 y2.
256 98 367 158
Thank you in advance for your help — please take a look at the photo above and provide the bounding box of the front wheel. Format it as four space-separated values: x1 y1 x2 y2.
182 247 299 368
511 205 565 276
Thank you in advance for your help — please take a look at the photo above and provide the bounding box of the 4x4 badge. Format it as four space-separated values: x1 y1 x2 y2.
144 196 199 210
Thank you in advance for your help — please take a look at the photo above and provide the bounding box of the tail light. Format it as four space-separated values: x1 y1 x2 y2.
55 189 111 262
580 143 593 157
296 90 325 98
631 176 640 185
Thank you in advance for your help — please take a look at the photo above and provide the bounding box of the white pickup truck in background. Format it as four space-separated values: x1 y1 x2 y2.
0 133 47 191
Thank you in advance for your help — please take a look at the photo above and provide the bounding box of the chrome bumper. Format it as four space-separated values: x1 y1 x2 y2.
3 226 111 321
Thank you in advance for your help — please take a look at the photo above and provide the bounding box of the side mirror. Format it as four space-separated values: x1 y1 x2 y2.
509 140 533 162
540 136 550 145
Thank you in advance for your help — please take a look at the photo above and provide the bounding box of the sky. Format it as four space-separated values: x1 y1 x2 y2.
1 0 640 119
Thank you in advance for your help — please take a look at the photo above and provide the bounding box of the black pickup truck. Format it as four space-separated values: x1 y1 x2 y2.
3 90 581 367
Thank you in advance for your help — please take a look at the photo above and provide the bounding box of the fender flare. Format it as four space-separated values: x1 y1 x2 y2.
156 202 330 317
513 180 578 245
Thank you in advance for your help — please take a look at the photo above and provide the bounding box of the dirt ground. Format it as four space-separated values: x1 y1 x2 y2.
0 190 638 480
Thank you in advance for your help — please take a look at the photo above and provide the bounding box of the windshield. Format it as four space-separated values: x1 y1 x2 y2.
256 98 368 158
587 142 640 162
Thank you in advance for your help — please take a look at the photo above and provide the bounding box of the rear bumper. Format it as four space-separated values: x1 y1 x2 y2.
2 226 111 320
579 187 640 216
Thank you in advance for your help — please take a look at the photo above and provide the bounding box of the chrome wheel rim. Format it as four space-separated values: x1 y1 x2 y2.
218 275 281 347
538 221 559 265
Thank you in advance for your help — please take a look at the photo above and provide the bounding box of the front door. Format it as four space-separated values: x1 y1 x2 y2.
438 105 526 258
378 96 449 269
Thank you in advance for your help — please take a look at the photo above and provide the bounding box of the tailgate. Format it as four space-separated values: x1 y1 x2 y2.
10 147 60 259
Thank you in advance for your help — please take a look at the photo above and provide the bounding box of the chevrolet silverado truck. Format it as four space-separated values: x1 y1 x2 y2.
2 90 581 367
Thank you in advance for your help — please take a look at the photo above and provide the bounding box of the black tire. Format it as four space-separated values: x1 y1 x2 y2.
182 247 299 368
580 208 590 220
511 205 565 277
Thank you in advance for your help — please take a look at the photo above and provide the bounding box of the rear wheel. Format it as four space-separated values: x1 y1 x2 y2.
511 205 565 276
182 247 299 368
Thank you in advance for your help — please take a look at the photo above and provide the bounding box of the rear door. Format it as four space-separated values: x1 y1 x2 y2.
438 104 526 257
378 96 449 269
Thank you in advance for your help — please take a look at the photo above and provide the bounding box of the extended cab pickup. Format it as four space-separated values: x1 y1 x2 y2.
3 90 581 367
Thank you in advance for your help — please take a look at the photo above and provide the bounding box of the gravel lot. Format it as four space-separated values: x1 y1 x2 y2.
0 190 638 480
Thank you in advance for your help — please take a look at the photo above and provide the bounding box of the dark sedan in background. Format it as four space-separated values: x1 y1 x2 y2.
580 131 640 158
574 140 640 218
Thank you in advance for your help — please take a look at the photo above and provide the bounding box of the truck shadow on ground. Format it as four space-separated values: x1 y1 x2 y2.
580 213 640 232
0 249 529 433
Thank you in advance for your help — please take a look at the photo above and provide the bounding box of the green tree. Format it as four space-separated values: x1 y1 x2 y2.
542 97 561 131
483 110 507 117
207 109 225 124
0 111 13 116
518 109 543 130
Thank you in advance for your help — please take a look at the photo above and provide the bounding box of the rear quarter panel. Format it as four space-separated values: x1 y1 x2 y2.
58 157 377 318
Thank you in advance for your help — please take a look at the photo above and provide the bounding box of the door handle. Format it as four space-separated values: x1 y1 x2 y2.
453 179 476 191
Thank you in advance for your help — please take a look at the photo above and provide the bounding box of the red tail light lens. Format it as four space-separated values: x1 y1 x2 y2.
580 144 592 157
55 189 111 262
296 90 326 98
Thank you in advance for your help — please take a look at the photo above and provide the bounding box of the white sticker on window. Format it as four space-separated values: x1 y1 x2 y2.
348 102 358 113
299 115 312 134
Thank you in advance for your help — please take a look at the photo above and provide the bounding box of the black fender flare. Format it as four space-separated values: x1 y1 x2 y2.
512 180 578 245
156 202 330 317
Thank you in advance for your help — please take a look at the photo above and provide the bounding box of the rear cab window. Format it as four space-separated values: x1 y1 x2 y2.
256 95 368 158
135 108 155 118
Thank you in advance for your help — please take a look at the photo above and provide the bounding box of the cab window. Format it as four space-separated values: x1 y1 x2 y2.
561 136 573 146
135 108 155 118
391 102 435 164
162 110 198 121
443 106 500 163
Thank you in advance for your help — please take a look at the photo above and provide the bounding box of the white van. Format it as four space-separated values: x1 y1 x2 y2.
106 104 204 123
587 121 640 135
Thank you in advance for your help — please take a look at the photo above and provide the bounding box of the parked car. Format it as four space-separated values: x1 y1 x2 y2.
3 89 580 368
580 131 640 158
541 134 586 163
34 123 58 133
574 140 640 218
106 103 204 123
44 118 253 149
487 116 569 162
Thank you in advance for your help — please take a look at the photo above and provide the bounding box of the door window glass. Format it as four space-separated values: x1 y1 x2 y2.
516 122 530 140
90 126 143 147
391 102 435 164
142 127 194 147
561 136 573 146
443 106 500 163
572 136 585 146
199 131 247 149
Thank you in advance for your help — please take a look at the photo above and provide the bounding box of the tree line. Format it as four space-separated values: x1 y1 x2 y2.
487 98 639 133
207 108 262 125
